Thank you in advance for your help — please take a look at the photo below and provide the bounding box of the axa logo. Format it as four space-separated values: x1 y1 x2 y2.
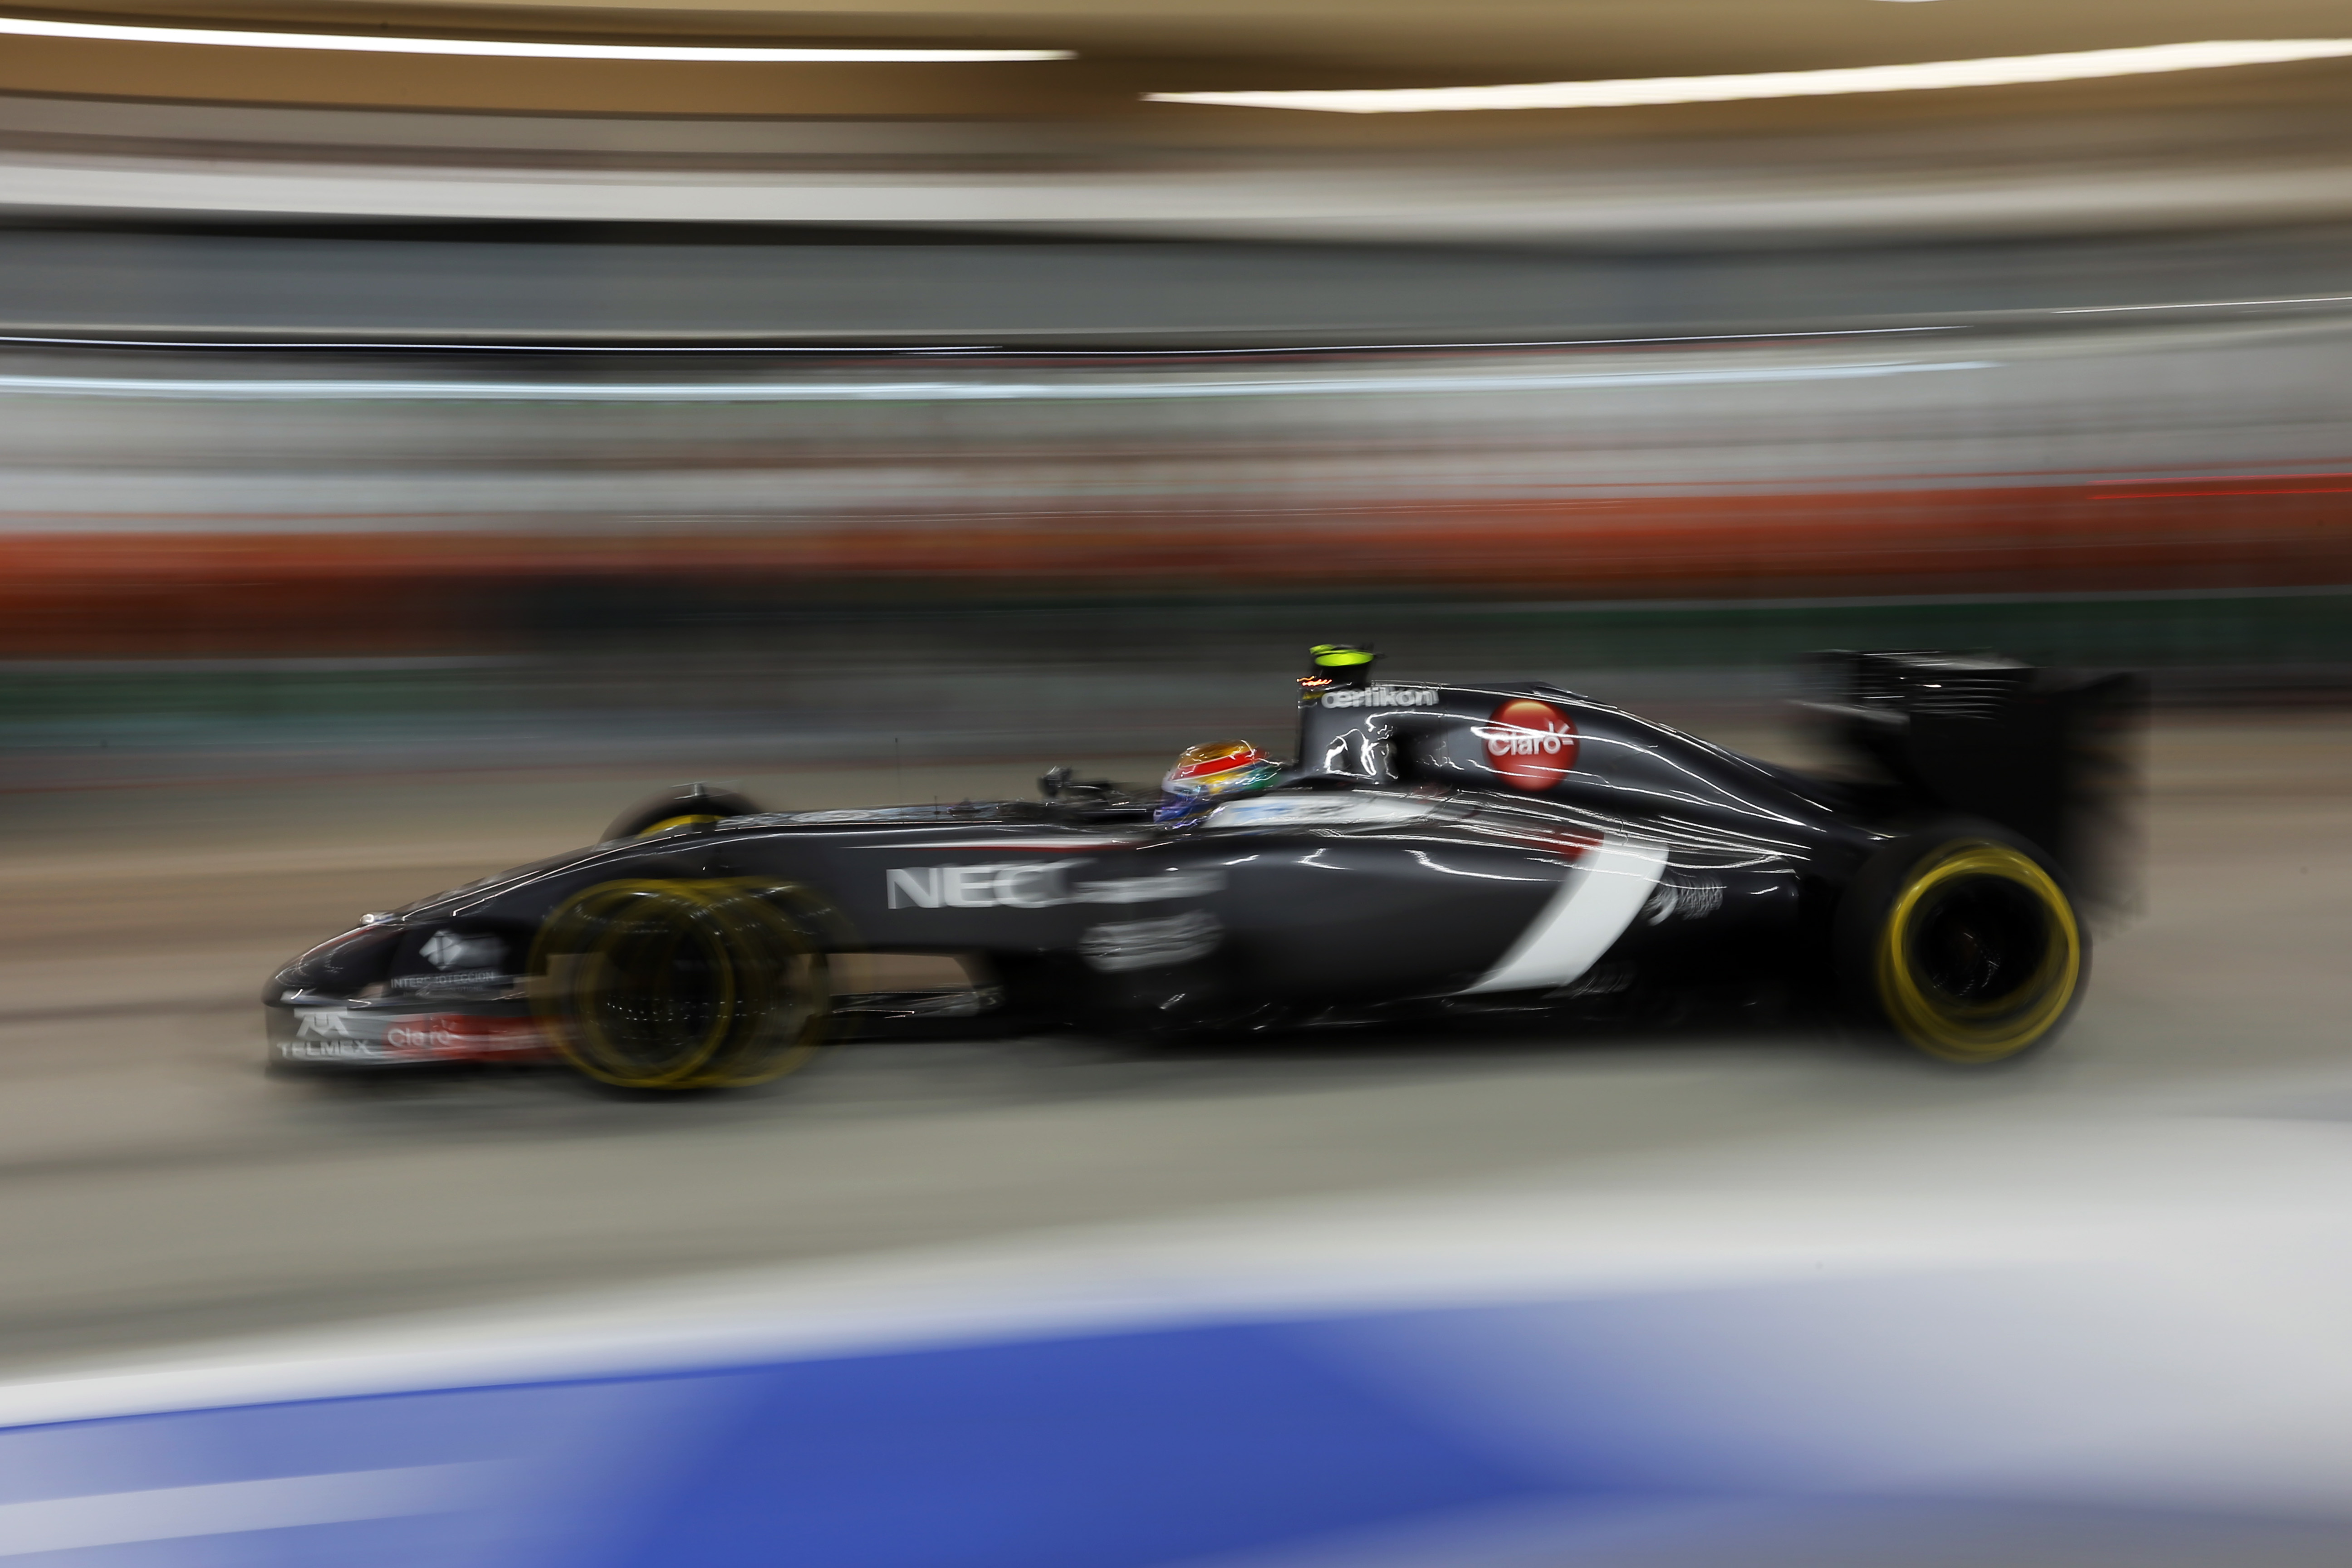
1475 699 1579 791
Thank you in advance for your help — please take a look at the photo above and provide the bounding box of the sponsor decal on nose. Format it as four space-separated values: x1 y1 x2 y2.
1476 699 1579 791
283 1007 394 1061
421 930 503 971
382 1015 548 1060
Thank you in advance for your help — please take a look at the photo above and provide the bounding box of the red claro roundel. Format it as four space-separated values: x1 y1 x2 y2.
1481 699 1579 791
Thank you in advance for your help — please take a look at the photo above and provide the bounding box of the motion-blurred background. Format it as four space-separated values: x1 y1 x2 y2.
5 0 2352 777
5 5 2352 1566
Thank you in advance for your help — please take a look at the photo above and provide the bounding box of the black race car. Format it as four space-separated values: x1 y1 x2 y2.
266 647 2135 1088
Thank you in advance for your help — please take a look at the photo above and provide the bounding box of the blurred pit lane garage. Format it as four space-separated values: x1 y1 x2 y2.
1 2 2352 1564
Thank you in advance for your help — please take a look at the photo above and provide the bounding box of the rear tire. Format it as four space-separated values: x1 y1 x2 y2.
1835 823 2087 1065
603 784 764 843
531 879 831 1090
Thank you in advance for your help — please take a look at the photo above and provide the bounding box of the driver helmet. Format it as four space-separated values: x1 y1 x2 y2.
1157 739 1280 822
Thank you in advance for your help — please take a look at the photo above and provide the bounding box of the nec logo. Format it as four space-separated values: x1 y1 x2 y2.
886 863 1225 910
887 862 1083 909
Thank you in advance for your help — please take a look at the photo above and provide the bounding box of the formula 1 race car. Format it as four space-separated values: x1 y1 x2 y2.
266 647 2136 1088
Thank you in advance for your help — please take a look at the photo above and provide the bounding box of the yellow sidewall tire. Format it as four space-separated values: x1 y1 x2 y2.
637 814 723 837
601 786 763 843
1872 839 2082 1064
532 879 832 1091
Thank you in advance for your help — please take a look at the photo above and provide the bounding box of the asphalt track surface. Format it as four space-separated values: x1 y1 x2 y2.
0 714 2342 1377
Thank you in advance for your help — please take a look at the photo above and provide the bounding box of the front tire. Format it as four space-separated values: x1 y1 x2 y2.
531 879 831 1090
1835 824 2087 1065
603 784 764 843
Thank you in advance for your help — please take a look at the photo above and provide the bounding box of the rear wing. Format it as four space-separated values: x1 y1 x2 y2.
1809 651 2143 911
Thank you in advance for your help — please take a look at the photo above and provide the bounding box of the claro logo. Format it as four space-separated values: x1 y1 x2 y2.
1476 698 1579 791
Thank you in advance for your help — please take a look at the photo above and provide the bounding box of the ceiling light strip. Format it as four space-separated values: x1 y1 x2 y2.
0 15 1068 61
1147 39 2352 113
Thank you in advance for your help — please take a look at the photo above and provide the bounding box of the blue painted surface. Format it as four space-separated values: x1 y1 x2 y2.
4 1281 2347 1566
608 1323 1549 1568
0 1318 1559 1568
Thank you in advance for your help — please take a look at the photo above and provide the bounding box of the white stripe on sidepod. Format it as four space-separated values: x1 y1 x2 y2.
1462 836 1666 994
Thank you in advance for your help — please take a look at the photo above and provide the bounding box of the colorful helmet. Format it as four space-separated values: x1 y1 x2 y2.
1161 739 1282 801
